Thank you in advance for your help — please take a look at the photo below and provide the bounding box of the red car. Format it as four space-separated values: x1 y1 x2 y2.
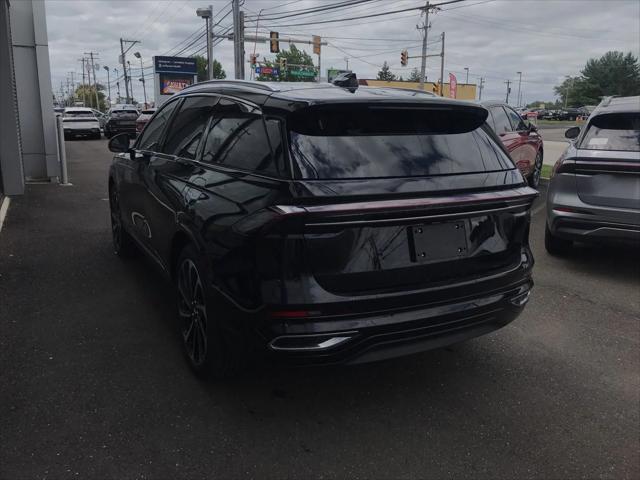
482 101 544 187
136 108 156 134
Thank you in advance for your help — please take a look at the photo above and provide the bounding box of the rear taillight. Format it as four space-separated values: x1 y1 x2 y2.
552 152 575 176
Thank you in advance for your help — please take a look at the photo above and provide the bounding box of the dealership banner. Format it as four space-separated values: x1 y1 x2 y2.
449 73 457 99
154 56 197 75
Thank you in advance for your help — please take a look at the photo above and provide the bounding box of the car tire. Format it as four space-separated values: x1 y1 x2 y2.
528 151 543 188
109 184 138 258
175 243 250 379
545 223 572 256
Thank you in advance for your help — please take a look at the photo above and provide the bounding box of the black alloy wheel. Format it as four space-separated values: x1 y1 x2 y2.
529 151 543 188
177 257 209 369
175 244 250 378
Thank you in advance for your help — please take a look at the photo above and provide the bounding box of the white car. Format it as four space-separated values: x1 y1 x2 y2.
62 107 101 140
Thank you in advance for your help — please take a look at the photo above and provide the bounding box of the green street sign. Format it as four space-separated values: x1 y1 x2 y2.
289 69 316 78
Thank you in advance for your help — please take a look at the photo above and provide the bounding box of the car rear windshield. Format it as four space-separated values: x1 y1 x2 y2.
112 110 139 116
580 112 640 152
288 106 513 179
64 111 94 118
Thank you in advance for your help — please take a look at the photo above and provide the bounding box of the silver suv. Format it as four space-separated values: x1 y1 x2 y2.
545 96 640 254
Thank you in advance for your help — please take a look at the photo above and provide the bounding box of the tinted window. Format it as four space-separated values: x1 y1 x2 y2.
201 99 282 176
490 107 512 133
580 113 640 152
137 100 179 151
163 96 218 159
288 107 513 180
505 107 526 131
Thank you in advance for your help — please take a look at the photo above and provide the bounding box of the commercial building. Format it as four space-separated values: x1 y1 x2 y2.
0 0 58 197
359 79 478 101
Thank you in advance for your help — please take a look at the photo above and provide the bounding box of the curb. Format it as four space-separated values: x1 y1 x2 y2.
0 195 10 233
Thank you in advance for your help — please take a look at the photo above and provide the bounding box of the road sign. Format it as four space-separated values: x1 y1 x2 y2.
290 69 316 78
255 66 280 76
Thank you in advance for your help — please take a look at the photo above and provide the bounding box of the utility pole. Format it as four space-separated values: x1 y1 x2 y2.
85 52 100 110
232 0 245 79
345 57 349 70
464 67 469 84
516 71 522 107
120 38 140 103
114 68 120 103
207 4 214 80
478 77 484 100
79 58 87 106
505 79 511 103
68 71 76 104
439 31 445 97
417 1 431 90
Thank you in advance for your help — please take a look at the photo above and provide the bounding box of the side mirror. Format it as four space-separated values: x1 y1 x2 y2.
565 126 580 139
528 122 538 133
108 133 131 153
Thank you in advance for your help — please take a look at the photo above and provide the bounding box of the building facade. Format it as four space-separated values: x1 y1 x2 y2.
0 0 58 197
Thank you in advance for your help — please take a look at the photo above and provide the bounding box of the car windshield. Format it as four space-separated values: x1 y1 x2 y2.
288 106 513 179
580 112 640 152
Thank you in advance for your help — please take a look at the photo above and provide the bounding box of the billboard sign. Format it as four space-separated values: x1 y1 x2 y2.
154 56 197 75
159 74 194 95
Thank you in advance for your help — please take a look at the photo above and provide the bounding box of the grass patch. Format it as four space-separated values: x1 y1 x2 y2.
536 119 580 128
541 164 553 179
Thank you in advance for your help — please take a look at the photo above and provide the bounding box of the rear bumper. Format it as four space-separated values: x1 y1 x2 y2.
259 278 532 366
547 176 640 244
64 128 100 136
108 124 137 135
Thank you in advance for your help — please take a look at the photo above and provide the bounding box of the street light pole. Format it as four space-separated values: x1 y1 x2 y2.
134 52 147 107
516 71 522 107
196 6 214 80
103 66 111 106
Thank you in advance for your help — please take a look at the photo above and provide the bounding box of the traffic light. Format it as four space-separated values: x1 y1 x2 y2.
400 49 408 66
270 31 279 53
250 54 257 67
279 57 287 71
313 35 321 55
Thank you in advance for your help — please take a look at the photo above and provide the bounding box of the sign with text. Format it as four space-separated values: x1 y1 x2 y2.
290 69 316 78
159 74 194 95
255 67 280 76
154 56 197 75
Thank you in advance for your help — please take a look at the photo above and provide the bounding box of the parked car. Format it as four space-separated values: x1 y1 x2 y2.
103 105 139 138
54 107 65 116
545 96 640 255
62 107 101 140
136 107 156 134
107 80 537 377
482 101 545 187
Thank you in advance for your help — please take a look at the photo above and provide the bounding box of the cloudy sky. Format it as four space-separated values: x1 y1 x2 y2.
44 0 640 105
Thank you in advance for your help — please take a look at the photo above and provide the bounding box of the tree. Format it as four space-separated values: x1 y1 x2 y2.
257 44 316 82
408 67 421 83
376 62 396 81
73 83 108 110
554 51 640 106
194 55 226 82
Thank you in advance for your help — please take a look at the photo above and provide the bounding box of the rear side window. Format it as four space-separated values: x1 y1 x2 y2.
580 113 640 152
288 106 513 179
163 96 218 159
137 100 179 151
505 107 526 131
489 106 512 133
201 99 283 176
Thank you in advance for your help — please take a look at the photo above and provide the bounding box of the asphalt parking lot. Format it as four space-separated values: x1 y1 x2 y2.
1 139 638 479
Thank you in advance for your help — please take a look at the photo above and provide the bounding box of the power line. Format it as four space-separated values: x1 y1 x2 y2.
245 0 380 21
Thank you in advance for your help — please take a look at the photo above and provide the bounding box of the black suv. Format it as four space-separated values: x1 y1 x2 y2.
104 106 139 138
107 80 537 377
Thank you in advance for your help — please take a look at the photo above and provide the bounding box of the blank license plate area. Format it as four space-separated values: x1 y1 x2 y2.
410 221 468 263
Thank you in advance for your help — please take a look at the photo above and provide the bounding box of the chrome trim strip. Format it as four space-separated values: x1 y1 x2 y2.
269 332 358 351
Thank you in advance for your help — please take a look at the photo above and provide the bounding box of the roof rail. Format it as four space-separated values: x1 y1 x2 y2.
182 79 277 93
